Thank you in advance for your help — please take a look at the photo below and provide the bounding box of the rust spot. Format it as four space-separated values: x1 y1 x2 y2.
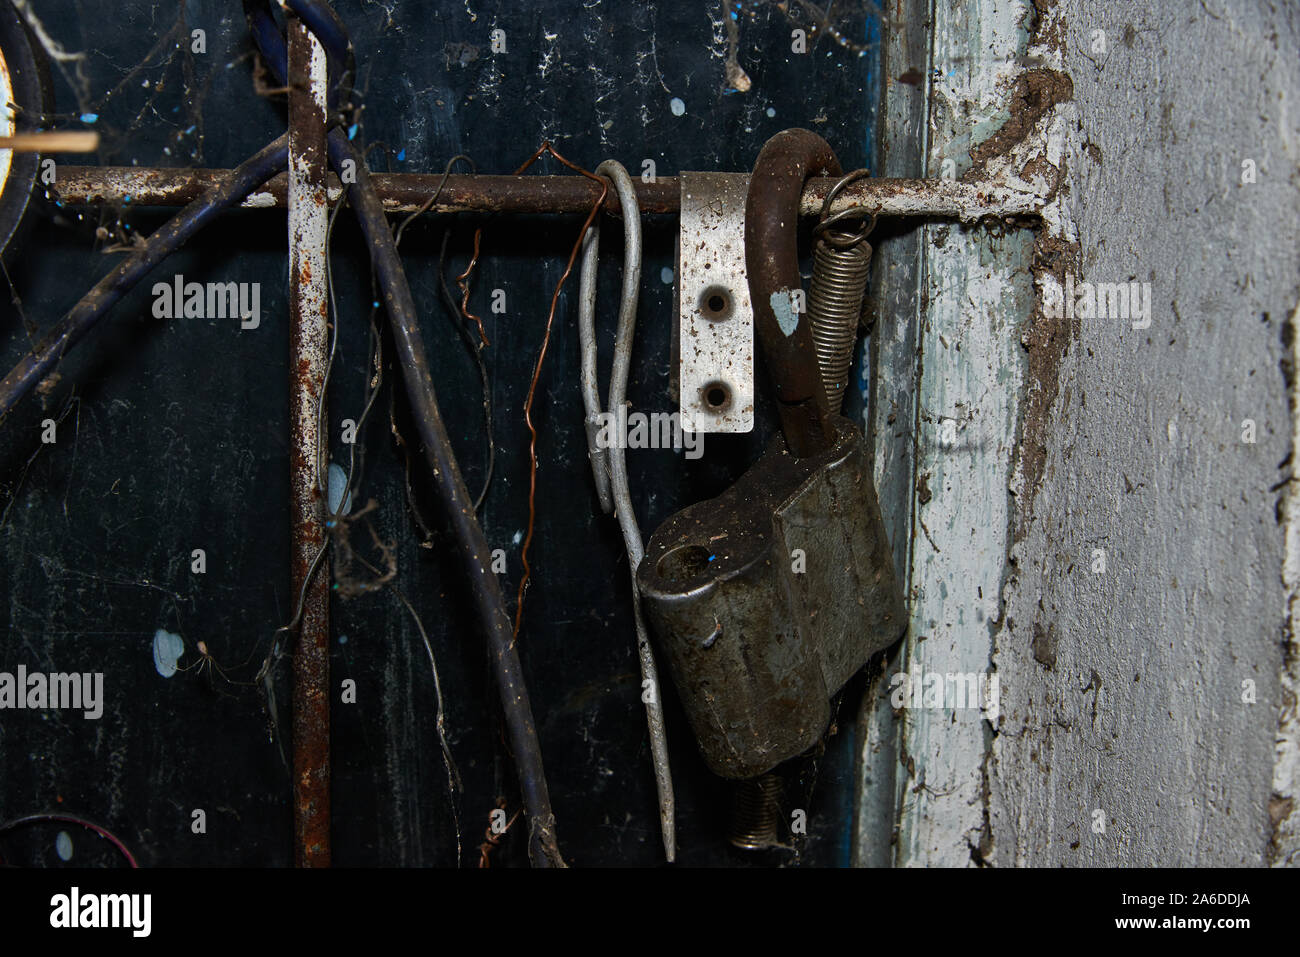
1032 621 1058 670
1270 794 1294 831
916 472 932 505
964 69 1073 178
286 16 332 871
57 168 681 215
1013 224 1080 541
961 16 1078 544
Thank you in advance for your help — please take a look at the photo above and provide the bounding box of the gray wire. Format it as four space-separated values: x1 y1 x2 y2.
579 159 676 863
389 583 462 865
578 220 614 513
317 191 348 498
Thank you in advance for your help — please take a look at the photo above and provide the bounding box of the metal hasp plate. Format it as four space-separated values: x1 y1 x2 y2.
678 172 754 433
637 416 906 779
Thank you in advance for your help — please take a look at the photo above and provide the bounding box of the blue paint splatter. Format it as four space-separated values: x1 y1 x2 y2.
348 124 359 140
79 113 98 124
327 462 352 516
770 289 799 337
397 148 406 162
152 628 185 678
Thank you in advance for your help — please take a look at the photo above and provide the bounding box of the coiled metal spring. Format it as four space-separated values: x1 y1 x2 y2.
808 170 876 415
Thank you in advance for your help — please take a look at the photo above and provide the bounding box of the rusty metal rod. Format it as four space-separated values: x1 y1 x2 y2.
247 0 565 868
287 19 332 869
746 128 840 458
50 167 1044 219
330 128 567 867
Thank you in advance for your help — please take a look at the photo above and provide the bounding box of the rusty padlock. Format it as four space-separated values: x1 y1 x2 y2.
637 130 906 781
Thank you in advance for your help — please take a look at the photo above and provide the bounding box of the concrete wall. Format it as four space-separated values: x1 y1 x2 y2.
856 0 1299 866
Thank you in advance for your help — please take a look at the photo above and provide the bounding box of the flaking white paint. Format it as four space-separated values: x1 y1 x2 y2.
892 0 1037 868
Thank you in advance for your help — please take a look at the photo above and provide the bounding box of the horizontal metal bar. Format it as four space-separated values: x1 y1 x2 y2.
52 167 1044 220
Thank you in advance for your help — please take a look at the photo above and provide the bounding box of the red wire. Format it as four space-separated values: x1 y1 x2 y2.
0 813 139 868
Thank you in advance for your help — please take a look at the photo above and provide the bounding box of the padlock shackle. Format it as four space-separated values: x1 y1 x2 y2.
745 129 842 459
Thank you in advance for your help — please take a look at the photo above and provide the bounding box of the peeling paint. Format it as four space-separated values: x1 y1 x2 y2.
1275 298 1300 866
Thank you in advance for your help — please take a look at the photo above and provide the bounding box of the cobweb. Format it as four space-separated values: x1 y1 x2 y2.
16 1 231 164
11 1 274 249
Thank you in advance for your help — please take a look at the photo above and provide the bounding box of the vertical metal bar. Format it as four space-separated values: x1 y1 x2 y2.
287 16 331 868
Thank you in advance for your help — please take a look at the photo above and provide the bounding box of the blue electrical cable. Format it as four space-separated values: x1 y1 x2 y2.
243 0 352 115
284 0 353 68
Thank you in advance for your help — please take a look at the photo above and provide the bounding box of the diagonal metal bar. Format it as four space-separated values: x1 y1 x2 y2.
0 138 288 419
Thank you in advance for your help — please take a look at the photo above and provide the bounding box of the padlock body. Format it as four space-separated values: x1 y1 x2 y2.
637 417 905 779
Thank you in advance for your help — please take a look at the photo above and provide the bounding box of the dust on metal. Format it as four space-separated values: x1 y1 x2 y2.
677 172 754 434
637 419 906 779
54 171 1047 220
